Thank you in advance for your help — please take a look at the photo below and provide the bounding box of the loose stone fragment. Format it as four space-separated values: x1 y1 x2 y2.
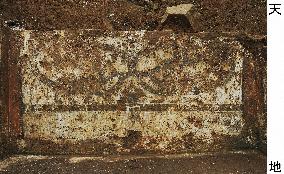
161 4 195 32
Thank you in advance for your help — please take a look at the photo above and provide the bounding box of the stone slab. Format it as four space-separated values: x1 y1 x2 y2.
6 30 260 154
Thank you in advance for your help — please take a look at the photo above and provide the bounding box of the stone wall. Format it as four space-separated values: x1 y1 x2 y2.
0 0 266 155
0 30 263 155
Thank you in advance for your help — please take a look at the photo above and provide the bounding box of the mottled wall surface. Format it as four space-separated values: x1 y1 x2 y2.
5 30 260 154
0 0 266 155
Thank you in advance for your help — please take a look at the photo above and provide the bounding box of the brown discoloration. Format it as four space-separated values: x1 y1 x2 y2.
123 130 142 149
258 46 267 153
0 29 267 155
20 110 245 154
17 138 120 155
0 152 266 173
0 21 5 158
159 14 194 32
8 31 23 138
20 31 243 107
0 0 267 164
239 36 266 152
1 29 12 155
0 29 24 157
0 0 266 34
0 30 254 154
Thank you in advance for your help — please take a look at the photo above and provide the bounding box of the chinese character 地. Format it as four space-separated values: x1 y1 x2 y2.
269 161 282 172
269 4 282 15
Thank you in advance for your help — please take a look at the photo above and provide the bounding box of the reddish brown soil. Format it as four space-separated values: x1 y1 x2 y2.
0 0 266 34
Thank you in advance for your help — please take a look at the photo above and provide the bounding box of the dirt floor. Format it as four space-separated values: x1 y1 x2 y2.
0 151 266 174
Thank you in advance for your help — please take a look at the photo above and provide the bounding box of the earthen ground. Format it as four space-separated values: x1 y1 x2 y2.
0 151 266 174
